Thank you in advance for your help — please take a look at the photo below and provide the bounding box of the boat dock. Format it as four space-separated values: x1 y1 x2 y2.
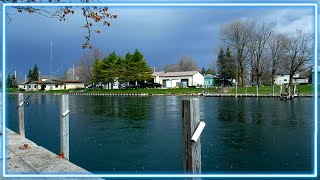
203 93 313 97
2 129 102 179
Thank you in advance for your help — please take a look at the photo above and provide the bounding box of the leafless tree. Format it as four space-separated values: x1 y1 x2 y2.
177 56 199 71
267 33 289 85
2 0 117 49
249 22 276 86
164 56 199 72
76 47 104 83
164 64 179 72
220 19 256 87
281 30 313 86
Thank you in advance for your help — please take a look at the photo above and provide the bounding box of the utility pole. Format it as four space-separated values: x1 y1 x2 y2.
50 41 53 80
73 64 75 80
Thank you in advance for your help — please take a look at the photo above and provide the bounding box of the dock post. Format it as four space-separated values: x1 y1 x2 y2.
272 85 274 97
288 85 291 99
18 93 25 138
245 86 247 96
182 98 202 178
293 84 297 97
60 94 70 161
280 84 283 95
235 82 238 97
256 85 258 97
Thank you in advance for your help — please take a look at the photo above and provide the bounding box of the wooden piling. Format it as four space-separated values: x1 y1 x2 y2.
18 93 25 138
235 83 238 97
182 98 201 177
272 85 274 97
288 85 291 98
246 86 248 96
60 94 70 161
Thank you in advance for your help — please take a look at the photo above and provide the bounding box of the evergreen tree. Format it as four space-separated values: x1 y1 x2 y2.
27 64 40 81
217 47 226 78
32 64 39 81
206 68 215 75
91 59 104 84
224 47 236 79
27 69 32 81
11 74 17 88
201 68 206 75
90 50 152 86
217 47 236 80
6 74 12 88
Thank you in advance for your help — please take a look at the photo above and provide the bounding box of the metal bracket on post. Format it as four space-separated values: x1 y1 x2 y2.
191 121 206 142
62 110 70 117
18 102 24 107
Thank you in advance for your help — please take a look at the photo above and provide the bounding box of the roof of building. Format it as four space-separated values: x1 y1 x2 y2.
152 71 165 77
204 74 217 79
63 80 84 83
21 80 64 85
153 71 200 77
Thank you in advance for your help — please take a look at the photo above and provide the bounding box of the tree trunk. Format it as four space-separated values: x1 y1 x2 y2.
289 73 294 87
251 71 254 86
240 64 244 87
237 62 240 86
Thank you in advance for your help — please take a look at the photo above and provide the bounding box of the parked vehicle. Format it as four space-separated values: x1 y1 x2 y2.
139 82 153 88
139 82 162 88
119 84 138 89
152 83 162 88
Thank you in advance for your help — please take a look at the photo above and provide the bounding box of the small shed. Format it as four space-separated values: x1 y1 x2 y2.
204 74 218 88
152 71 204 88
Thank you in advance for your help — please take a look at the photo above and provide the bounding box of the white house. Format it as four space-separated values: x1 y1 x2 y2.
18 80 85 91
63 80 86 89
152 71 204 88
274 73 308 85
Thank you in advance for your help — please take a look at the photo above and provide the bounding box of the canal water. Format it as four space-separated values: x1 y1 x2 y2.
7 95 313 174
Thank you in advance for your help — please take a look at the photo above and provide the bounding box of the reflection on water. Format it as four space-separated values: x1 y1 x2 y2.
7 95 312 173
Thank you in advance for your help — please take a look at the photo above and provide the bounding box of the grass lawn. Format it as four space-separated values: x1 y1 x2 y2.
7 84 313 95
227 84 312 95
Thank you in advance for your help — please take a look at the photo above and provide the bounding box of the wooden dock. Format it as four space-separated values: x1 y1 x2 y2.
4 129 102 178
204 93 313 98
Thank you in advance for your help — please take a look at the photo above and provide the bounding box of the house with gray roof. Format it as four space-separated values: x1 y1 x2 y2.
152 71 204 88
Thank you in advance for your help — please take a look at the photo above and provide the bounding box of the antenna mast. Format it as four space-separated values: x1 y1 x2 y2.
50 41 53 80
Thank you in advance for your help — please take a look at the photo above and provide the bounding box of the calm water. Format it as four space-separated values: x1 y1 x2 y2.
7 95 313 173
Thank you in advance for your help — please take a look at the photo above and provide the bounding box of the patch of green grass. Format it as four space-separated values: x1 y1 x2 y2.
85 88 207 95
227 84 312 95
6 84 313 95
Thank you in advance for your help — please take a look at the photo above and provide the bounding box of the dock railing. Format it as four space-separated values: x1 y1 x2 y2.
17 93 70 161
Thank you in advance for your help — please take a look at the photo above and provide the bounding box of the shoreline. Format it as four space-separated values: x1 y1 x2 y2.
7 92 314 97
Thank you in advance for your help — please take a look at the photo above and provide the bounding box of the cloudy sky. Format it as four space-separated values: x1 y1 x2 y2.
2 2 318 80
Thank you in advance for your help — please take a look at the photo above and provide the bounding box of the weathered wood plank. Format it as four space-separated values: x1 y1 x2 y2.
60 94 69 161
18 93 25 138
182 98 201 178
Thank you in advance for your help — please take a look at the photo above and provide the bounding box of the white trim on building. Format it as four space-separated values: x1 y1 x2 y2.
152 71 204 88
274 73 308 85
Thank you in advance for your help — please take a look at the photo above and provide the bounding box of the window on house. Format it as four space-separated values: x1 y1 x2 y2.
55 85 58 88
34 85 36 88
28 85 31 88
284 79 287 81
24 85 25 88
